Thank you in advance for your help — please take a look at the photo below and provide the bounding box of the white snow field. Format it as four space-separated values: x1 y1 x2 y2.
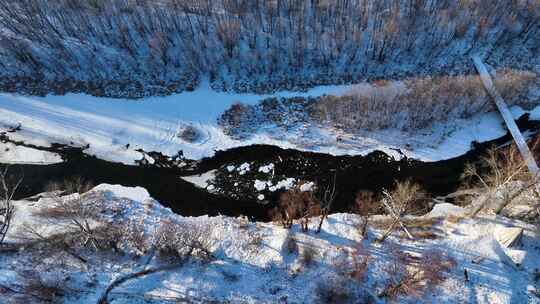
0 80 537 165
2 184 539 303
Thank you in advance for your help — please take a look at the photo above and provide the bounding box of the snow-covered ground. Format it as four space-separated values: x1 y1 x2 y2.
2 184 539 303
1 81 537 165
0 141 62 164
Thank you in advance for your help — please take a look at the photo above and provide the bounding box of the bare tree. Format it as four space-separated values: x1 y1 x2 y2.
464 144 537 216
0 165 22 245
270 185 320 232
316 174 337 233
378 180 425 242
354 190 382 237
0 0 534 97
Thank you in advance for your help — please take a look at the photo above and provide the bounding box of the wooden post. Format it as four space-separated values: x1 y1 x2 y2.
472 56 539 177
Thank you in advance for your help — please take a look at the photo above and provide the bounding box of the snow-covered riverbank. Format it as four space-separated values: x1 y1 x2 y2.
1 81 539 165
1 184 539 303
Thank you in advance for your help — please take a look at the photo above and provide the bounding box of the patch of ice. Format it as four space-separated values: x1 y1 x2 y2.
254 180 267 191
226 165 236 172
258 163 275 174
238 162 251 175
426 203 466 218
299 182 315 192
273 178 296 191
181 170 216 188
257 194 265 201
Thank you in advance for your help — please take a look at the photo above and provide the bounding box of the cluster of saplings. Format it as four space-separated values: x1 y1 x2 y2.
0 0 537 96
0 140 538 302
219 69 536 136
271 141 540 301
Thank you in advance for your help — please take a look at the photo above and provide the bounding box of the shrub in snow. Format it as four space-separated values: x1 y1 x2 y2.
242 227 264 252
153 220 213 262
314 276 352 304
270 186 321 232
299 245 317 268
218 102 259 139
30 190 125 251
8 272 67 303
379 246 456 300
355 190 382 217
178 125 201 143
120 219 151 256
44 176 94 195
376 180 429 242
284 234 299 255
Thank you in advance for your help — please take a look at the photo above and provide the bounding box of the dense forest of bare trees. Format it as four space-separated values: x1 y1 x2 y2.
0 0 537 97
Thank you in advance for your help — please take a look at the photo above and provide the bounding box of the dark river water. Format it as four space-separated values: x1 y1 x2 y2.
3 114 539 221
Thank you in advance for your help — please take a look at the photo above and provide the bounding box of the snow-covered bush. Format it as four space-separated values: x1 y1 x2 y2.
218 69 537 138
218 102 259 139
299 245 317 268
381 180 428 218
4 272 67 303
153 220 213 262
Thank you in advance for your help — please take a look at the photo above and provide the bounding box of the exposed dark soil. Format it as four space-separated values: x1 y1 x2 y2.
2 114 539 221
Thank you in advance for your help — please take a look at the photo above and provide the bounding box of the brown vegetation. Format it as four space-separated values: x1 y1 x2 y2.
44 176 94 195
309 70 536 132
378 180 429 242
355 190 382 216
178 125 201 143
270 185 321 232
379 246 456 300
463 142 539 216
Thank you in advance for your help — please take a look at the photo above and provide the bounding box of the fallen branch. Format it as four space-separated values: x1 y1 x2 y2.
97 248 193 304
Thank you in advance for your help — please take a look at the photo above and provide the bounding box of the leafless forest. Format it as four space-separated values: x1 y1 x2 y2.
0 0 538 97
